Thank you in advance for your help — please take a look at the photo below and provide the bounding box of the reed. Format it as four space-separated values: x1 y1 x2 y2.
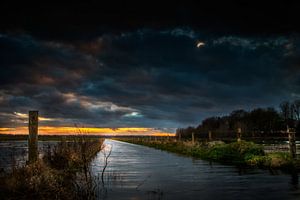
0 136 104 200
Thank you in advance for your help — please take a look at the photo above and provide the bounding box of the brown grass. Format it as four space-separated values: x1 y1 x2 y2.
0 136 104 200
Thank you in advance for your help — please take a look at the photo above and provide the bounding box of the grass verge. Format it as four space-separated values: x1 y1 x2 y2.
116 138 298 171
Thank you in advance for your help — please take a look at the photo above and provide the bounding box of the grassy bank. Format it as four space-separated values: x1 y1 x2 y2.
0 137 104 200
116 138 298 170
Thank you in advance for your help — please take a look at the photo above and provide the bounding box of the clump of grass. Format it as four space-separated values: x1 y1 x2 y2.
0 160 75 200
266 152 293 168
0 136 104 200
207 141 265 165
246 152 294 169
44 137 103 175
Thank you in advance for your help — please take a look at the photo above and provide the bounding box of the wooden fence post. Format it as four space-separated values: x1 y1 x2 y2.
28 111 38 163
237 127 242 142
192 132 195 145
178 132 181 142
288 127 296 159
208 131 212 141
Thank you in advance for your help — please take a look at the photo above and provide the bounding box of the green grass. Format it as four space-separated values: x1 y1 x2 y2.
116 138 297 170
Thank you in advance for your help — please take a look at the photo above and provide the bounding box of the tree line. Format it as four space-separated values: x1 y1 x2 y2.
176 100 300 139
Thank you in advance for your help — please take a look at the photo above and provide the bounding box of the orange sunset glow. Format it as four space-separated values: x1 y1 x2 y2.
0 126 174 136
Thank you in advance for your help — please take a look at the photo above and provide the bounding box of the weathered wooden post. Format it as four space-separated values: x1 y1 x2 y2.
237 127 242 142
28 111 38 163
178 132 181 142
192 132 195 145
208 131 212 141
288 127 296 159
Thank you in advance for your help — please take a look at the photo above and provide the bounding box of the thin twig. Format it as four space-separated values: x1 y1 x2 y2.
101 145 112 186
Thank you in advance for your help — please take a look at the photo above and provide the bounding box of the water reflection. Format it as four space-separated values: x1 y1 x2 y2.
0 141 57 170
290 172 299 190
91 139 300 200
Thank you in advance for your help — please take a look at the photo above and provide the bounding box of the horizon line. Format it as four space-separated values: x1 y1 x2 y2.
0 126 175 136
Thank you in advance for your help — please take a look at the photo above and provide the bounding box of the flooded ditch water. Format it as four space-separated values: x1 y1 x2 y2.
1 139 300 199
91 139 300 200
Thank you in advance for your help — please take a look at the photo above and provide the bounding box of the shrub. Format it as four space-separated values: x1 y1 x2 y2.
266 152 293 168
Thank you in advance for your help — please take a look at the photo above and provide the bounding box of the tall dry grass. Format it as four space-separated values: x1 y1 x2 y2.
0 135 104 200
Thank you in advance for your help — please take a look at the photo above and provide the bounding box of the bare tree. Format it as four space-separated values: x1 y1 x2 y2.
280 101 291 127
292 100 300 121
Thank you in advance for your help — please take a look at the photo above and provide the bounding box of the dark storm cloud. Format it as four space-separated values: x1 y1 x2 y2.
1 29 300 129
76 29 300 127
0 34 97 89
0 33 139 127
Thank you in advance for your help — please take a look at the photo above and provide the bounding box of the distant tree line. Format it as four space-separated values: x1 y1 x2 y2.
176 100 300 139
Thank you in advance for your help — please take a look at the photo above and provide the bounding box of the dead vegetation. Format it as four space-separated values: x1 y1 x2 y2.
0 135 104 200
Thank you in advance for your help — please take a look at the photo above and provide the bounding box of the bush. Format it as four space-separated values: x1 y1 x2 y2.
245 155 268 166
207 141 265 164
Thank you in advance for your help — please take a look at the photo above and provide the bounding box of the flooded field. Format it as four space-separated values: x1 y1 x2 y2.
0 141 57 170
1 139 300 199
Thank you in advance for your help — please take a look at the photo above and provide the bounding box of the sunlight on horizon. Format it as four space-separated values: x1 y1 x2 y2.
0 126 174 136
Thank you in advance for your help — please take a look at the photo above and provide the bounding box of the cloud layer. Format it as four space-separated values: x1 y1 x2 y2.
0 29 300 132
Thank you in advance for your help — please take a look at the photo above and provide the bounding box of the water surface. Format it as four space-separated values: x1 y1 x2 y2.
1 139 299 199
91 139 300 200
0 141 56 169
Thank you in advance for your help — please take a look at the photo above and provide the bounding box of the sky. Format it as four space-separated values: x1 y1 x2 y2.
0 1 300 135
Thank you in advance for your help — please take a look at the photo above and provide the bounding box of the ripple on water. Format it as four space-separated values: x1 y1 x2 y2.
90 139 300 200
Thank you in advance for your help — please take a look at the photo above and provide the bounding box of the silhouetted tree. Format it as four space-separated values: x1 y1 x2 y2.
291 100 300 133
280 101 290 124
292 100 300 120
228 109 248 131
247 107 283 136
176 100 300 139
